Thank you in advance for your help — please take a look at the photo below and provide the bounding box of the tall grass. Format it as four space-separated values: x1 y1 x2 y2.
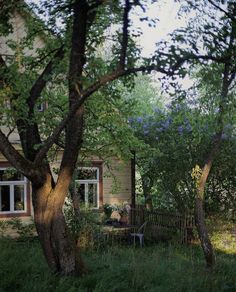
0 236 235 292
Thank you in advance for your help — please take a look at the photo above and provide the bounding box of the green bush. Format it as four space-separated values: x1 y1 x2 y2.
7 218 35 240
64 200 104 250
0 220 8 236
0 218 35 240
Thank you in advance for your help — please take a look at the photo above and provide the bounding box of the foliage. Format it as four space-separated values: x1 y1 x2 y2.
1 0 236 274
0 220 9 237
64 199 102 250
0 227 235 291
0 218 35 240
103 203 114 219
108 202 131 217
130 94 236 214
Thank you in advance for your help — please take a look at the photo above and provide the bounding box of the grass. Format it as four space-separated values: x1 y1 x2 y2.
0 216 235 292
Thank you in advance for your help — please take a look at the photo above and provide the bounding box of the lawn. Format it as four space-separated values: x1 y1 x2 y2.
0 228 235 292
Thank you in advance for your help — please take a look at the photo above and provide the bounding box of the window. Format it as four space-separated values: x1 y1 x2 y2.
0 168 28 214
75 167 100 209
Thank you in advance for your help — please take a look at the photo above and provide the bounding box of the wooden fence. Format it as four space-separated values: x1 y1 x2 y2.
129 207 195 244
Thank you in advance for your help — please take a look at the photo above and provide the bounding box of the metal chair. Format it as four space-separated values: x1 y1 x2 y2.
130 221 147 247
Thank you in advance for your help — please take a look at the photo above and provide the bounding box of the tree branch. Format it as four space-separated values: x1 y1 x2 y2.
0 129 35 178
88 0 107 11
119 0 131 70
28 45 64 109
33 59 182 164
208 0 236 22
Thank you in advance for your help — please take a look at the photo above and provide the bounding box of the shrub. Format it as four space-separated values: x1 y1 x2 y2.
64 200 104 250
7 218 35 240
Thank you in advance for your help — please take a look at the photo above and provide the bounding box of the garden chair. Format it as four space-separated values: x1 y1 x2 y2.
130 221 147 247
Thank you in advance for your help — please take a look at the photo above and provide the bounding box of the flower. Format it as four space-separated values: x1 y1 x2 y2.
136 117 143 123
178 126 183 134
112 202 131 216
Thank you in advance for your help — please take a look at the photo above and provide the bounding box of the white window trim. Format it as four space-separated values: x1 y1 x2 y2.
0 168 27 214
75 167 99 209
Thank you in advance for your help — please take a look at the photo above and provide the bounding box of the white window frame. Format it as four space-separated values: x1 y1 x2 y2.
0 168 27 214
75 167 99 209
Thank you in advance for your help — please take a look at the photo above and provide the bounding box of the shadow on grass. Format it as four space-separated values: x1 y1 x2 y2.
0 236 235 292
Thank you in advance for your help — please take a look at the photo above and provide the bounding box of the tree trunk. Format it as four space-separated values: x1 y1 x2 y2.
195 197 215 268
32 176 85 276
142 178 153 210
70 178 81 219
194 134 222 268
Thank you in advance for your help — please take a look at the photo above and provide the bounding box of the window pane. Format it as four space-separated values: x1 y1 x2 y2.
77 168 98 180
88 183 98 208
0 185 10 211
14 185 25 211
77 183 85 207
0 169 24 181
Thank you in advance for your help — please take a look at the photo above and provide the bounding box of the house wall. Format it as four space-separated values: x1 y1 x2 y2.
51 152 132 207
0 11 45 61
0 150 132 221
103 158 131 205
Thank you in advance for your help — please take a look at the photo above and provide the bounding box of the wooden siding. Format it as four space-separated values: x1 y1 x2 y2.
103 158 131 205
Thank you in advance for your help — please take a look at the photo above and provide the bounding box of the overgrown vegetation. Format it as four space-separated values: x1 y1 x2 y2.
0 218 235 292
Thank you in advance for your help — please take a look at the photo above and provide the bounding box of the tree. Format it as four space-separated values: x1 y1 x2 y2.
0 0 188 276
129 0 236 268
172 0 236 268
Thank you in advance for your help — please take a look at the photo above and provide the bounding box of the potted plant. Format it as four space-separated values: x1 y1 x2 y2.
118 202 131 225
103 203 114 220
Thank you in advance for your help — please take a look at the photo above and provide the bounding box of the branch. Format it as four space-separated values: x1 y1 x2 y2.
119 0 131 70
6 126 15 138
28 46 64 70
160 52 229 64
0 129 35 178
33 60 182 164
208 0 236 22
28 45 64 109
89 0 107 11
82 62 181 98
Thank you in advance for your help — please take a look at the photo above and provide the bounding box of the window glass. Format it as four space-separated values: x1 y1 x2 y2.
0 186 10 211
14 185 25 211
77 168 98 180
88 183 98 208
74 167 99 209
0 167 27 214
0 169 24 181
77 183 85 205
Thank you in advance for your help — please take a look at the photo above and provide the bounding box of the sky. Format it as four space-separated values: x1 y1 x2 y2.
27 0 187 57
132 0 187 57
26 0 192 89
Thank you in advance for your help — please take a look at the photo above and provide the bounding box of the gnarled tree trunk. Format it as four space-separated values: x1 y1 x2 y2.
32 172 85 275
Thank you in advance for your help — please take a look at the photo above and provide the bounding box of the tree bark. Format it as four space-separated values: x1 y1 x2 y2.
32 173 85 275
194 8 236 266
195 196 215 268
141 176 153 210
